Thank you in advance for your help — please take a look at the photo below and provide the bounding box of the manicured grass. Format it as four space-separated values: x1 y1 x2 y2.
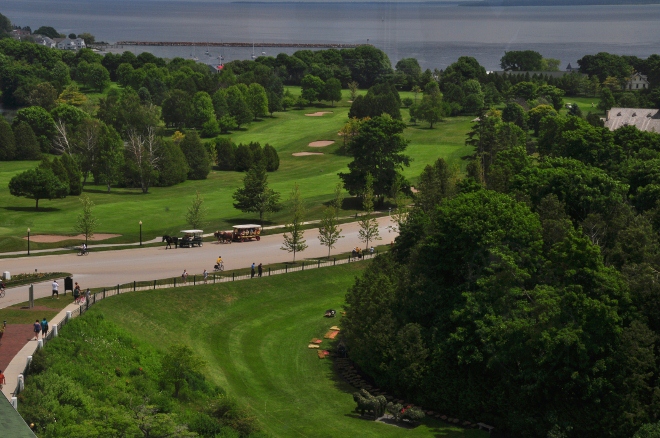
89 263 485 438
0 295 73 324
560 96 601 116
0 86 471 252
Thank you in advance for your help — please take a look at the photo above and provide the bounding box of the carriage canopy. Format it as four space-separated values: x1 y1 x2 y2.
232 224 262 242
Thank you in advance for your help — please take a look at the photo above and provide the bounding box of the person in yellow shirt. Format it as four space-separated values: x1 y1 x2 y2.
215 256 224 271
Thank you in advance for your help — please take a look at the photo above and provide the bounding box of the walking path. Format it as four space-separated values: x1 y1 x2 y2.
1 214 379 257
0 217 397 309
0 216 399 404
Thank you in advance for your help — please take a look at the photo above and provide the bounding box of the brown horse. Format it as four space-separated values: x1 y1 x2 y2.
214 231 232 244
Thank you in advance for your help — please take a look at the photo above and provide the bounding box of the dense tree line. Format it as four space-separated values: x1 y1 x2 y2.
343 89 660 435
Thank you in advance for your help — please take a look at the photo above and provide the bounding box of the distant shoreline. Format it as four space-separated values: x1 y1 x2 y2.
462 0 660 6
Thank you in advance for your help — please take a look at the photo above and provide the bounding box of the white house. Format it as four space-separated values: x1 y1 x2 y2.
56 37 86 51
33 35 56 48
626 73 649 90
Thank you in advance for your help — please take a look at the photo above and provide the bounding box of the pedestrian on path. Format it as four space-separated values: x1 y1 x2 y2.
0 369 5 390
73 282 81 303
258 263 263 277
251 263 255 278
203 269 208 284
182 269 188 283
85 288 91 303
41 317 49 337
33 320 41 340
52 280 59 298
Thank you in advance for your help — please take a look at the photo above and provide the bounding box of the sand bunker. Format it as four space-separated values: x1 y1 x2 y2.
24 233 121 243
292 152 324 156
305 111 332 117
308 140 335 147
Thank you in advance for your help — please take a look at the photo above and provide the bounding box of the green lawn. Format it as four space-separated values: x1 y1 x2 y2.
0 86 472 252
89 262 485 438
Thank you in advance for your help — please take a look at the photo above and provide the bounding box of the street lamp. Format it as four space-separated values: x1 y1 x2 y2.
27 227 30 255
139 221 142 246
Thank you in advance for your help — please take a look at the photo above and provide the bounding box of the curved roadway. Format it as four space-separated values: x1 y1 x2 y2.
0 217 398 309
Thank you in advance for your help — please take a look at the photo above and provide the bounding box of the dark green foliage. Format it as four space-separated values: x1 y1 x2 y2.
157 140 188 187
0 115 16 160
51 104 89 129
9 167 68 209
500 50 544 71
12 121 41 160
33 26 59 38
59 153 83 195
179 131 210 180
212 138 234 171
18 313 260 437
339 116 410 200
349 83 401 120
234 143 253 172
232 164 281 224
262 144 280 171
502 102 528 130
12 106 56 152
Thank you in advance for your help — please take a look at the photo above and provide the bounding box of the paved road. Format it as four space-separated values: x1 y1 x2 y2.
0 217 398 309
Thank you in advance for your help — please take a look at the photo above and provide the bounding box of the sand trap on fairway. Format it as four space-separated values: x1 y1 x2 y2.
305 111 332 116
25 233 121 243
308 140 335 147
292 152 324 156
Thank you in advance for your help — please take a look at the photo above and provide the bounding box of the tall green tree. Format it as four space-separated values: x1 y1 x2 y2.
281 183 308 262
9 167 68 210
246 83 269 120
500 50 544 71
12 121 41 160
323 78 342 106
232 164 281 225
0 116 16 160
179 131 210 180
339 116 411 202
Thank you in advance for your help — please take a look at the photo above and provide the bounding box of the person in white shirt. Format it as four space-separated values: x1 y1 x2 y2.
52 280 59 299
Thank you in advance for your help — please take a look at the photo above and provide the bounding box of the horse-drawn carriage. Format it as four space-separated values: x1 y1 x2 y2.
232 224 262 242
179 230 204 248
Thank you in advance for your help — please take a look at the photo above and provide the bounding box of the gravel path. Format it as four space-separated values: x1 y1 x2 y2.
0 217 398 309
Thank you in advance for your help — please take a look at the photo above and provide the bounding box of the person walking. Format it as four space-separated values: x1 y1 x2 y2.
41 317 49 338
0 369 6 390
73 282 81 303
258 263 263 277
203 269 208 284
251 263 255 278
182 270 188 283
52 280 59 299
33 319 41 340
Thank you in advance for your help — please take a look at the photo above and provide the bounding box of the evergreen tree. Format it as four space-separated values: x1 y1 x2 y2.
263 144 280 171
179 131 210 180
12 121 41 160
0 116 16 160
232 164 281 225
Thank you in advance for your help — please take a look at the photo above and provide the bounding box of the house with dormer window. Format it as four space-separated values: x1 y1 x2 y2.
626 73 649 90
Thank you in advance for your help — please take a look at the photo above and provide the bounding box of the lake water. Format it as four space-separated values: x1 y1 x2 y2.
2 0 660 70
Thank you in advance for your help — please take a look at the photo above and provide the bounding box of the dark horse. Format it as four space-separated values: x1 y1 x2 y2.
162 235 179 249
214 230 233 244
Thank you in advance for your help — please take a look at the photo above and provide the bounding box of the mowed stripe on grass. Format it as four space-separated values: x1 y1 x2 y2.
91 262 485 438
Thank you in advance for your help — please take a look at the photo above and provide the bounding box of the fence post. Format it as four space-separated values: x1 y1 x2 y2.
334 258 336 266
26 356 32 370
18 374 24 392
232 272 235 281
285 265 288 274
194 275 196 285
53 325 58 337
174 277 176 287
269 267 271 276
302 262 305 271
11 396 17 409
134 281 136 292
154 280 156 290
318 259 320 268
86 296 89 310
66 311 72 321
214 274 216 284
93 293 96 304
37 339 43 350
117 284 119 294
103 288 106 299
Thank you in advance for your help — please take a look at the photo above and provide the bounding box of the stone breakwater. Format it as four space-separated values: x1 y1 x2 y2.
115 41 369 48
